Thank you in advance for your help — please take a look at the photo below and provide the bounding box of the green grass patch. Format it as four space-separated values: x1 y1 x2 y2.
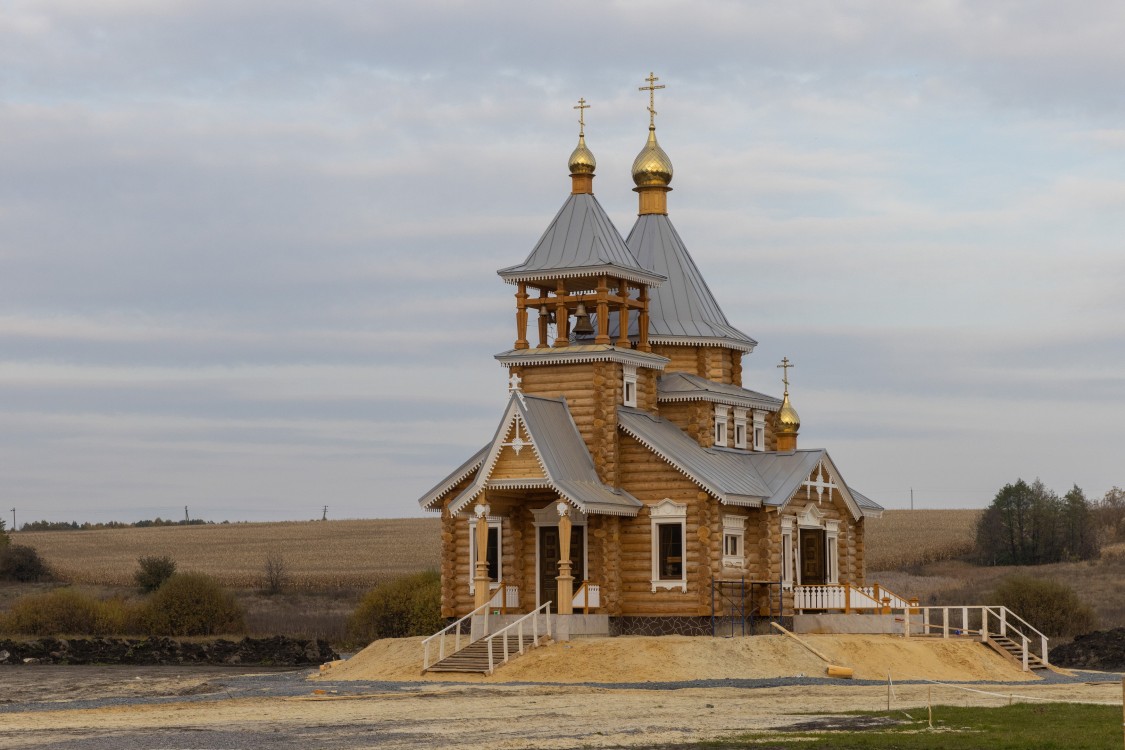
703 703 1119 749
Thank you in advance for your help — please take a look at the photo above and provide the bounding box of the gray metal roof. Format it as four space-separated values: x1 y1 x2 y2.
620 214 757 351
448 393 643 517
847 486 884 513
417 445 488 511
497 194 665 288
658 372 782 411
617 407 770 504
618 407 883 517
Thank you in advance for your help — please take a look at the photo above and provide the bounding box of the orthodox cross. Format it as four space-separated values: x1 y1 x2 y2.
574 97 590 137
777 357 794 395
501 413 529 455
803 460 837 504
638 72 665 128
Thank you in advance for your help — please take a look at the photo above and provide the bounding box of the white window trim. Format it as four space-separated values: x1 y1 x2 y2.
752 410 765 451
467 516 502 595
780 516 794 589
722 514 746 569
713 405 730 447
825 519 840 585
650 499 688 592
733 408 748 449
623 365 638 408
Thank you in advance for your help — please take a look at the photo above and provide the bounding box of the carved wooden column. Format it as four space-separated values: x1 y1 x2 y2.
473 502 491 609
638 285 651 352
616 280 630 347
595 275 611 345
555 501 574 614
554 280 570 348
514 283 529 350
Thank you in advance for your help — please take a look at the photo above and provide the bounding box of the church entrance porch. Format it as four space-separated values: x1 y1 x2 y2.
537 525 585 610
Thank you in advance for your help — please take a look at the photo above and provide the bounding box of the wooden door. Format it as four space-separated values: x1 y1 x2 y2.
538 526 584 607
799 529 826 585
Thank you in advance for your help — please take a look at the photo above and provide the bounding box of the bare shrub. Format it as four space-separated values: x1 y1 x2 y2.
261 551 289 595
134 555 176 592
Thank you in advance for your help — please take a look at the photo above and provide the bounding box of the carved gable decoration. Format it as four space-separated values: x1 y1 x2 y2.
489 413 546 481
801 459 837 504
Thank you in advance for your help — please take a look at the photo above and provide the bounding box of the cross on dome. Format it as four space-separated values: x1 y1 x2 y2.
638 72 665 129
777 357 794 395
574 97 590 137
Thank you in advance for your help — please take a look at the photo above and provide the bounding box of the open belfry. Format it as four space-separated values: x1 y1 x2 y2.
419 74 884 637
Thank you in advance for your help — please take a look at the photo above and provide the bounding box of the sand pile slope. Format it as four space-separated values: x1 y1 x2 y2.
317 633 1035 683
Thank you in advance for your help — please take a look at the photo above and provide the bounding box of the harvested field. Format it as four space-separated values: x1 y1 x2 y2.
16 519 441 590
319 633 1038 683
865 509 980 570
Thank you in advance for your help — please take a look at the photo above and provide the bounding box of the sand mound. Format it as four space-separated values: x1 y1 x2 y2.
317 633 1036 684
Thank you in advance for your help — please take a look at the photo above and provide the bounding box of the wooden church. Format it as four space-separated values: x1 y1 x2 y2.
418 76 883 635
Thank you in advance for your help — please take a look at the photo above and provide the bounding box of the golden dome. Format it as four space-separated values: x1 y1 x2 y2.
775 393 801 435
631 127 673 188
568 134 596 175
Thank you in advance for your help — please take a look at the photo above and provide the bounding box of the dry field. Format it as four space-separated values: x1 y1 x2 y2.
864 508 980 570
15 518 441 590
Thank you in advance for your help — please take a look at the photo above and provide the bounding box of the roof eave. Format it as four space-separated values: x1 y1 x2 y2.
498 264 666 288
648 334 757 353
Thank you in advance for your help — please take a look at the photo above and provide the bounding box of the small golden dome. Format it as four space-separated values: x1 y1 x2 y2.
776 393 801 435
632 127 673 188
568 134 596 175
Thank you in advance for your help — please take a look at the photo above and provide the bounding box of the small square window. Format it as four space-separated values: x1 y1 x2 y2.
724 533 740 557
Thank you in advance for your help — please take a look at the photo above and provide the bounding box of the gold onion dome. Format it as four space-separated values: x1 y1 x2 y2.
632 127 673 187
568 133 596 175
776 393 801 435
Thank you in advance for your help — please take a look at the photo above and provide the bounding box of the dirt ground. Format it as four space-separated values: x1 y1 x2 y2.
318 633 1041 683
1 668 1119 750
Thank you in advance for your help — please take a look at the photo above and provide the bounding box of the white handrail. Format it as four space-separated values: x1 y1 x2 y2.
484 601 551 675
422 598 492 671
913 605 1049 669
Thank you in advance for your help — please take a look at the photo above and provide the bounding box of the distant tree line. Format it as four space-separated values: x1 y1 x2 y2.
18 518 216 532
975 480 1124 565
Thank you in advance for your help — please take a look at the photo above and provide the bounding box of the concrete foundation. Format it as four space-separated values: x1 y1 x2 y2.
793 613 924 635
471 613 609 643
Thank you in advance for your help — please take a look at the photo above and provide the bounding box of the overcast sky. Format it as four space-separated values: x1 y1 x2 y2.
2 1 1124 524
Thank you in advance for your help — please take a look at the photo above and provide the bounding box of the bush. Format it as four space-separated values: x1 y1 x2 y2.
0 544 51 582
993 576 1098 639
346 570 443 644
133 573 245 636
261 551 288 595
0 588 127 636
134 555 177 592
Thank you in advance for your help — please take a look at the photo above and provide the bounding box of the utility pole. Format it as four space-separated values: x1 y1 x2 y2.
910 488 914 511
322 505 328 522
10 508 15 531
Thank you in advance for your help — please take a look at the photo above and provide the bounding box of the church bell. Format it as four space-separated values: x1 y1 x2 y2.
572 302 594 335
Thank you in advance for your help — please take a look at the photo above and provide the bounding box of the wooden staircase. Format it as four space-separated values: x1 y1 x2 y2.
986 635 1049 671
426 634 543 673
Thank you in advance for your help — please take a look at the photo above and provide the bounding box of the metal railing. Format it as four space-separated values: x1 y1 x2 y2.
484 601 552 674
422 598 493 671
